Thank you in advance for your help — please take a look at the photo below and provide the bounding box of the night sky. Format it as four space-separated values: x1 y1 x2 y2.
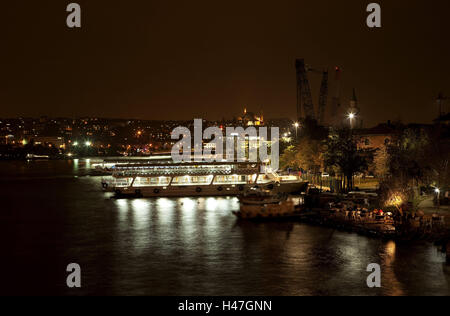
1 0 450 126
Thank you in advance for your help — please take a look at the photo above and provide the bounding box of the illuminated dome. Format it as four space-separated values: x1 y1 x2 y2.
237 108 264 126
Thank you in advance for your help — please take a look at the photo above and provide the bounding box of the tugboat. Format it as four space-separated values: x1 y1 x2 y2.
233 188 301 220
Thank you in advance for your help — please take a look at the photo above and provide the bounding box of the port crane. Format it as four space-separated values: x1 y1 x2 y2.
295 59 316 121
436 92 449 117
295 59 338 125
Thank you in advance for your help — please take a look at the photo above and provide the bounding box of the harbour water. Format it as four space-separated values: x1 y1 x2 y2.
1 159 449 296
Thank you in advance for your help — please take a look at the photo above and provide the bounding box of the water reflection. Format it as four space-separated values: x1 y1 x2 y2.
116 199 129 223
179 198 198 244
156 198 176 226
72 159 79 173
381 241 404 296
103 195 450 295
3 157 448 295
131 199 151 230
385 241 396 258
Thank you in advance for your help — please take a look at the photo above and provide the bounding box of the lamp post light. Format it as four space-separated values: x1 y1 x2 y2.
435 188 441 208
294 122 300 139
347 112 356 129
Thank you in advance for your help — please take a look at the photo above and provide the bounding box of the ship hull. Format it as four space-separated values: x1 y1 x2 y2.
104 181 308 198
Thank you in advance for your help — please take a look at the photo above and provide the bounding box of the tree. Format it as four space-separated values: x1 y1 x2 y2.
280 145 300 170
280 137 324 173
323 129 376 191
280 118 328 172
425 127 450 191
373 146 389 178
295 137 324 174
381 125 450 207
386 128 429 188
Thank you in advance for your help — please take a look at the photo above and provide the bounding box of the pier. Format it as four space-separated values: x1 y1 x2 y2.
238 190 450 252
295 207 450 243
295 209 397 239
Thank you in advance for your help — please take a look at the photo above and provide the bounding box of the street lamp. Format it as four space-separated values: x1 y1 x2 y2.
85 141 92 147
294 122 300 139
435 188 441 208
347 112 356 129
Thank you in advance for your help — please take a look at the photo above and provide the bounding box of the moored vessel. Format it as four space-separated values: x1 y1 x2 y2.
233 188 303 220
99 158 308 198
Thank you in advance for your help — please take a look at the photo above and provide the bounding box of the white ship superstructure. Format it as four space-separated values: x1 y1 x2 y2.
99 158 307 197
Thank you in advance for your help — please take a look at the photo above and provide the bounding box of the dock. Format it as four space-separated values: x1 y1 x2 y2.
295 209 396 239
237 205 450 246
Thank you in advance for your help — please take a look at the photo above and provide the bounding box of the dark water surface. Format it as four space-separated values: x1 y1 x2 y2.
1 160 449 296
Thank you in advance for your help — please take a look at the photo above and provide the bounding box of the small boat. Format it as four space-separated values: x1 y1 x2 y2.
234 188 299 220
26 154 50 160
238 188 286 205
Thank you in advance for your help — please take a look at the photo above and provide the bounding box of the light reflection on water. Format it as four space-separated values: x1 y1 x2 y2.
103 190 449 296
0 160 449 295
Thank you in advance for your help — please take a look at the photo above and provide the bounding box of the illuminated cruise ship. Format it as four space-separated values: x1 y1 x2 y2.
99 157 307 198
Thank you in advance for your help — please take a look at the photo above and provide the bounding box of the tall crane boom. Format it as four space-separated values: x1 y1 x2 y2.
330 66 342 126
295 59 315 121
318 70 329 125
436 92 449 117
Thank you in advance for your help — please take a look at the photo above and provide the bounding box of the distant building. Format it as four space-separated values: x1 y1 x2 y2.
31 136 65 148
434 113 450 126
237 108 264 126
355 122 399 176
1 135 15 145
357 124 397 150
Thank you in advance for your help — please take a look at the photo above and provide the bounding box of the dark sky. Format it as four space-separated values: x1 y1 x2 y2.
1 0 450 126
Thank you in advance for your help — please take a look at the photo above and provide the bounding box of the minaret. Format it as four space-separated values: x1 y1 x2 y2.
349 88 359 115
436 92 449 117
